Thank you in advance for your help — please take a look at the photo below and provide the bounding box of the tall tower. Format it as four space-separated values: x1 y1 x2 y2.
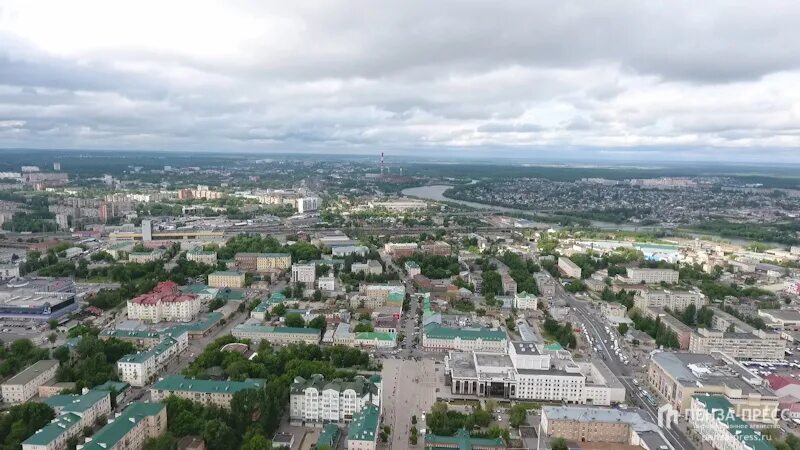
380 152 385 176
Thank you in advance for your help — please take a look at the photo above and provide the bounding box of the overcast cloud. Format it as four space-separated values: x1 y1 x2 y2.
1 0 799 160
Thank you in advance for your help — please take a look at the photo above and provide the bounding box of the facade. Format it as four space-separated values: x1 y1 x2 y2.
290 374 382 425
626 268 679 284
1 359 59 403
424 429 504 450
232 324 321 345
690 395 776 450
420 241 451 256
80 402 167 450
601 302 627 319
558 257 582 278
359 284 405 302
23 390 113 450
297 196 321 213
128 250 164 263
689 328 785 360
208 271 245 288
541 405 674 450
331 246 368 257
422 324 507 353
256 253 292 271
151 375 265 409
346 405 379 450
534 272 556 298
317 275 337 292
186 249 217 266
351 261 383 276
291 263 316 284
127 281 201 323
513 292 538 310
117 329 189 387
384 242 418 258
634 289 706 311
354 332 396 348
647 351 779 421
501 273 517 295
404 261 421 277
445 342 625 405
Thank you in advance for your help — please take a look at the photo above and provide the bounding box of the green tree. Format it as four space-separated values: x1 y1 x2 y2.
509 404 529 428
552 437 568 450
283 313 305 328
617 323 629 335
308 315 327 332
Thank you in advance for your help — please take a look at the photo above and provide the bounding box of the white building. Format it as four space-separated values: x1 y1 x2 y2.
513 292 538 310
445 342 625 405
292 263 316 285
186 248 218 266
23 390 113 450
422 324 508 353
351 260 383 275
116 330 188 387
1 360 59 403
126 282 202 323
289 374 382 425
626 268 679 284
317 275 337 292
689 328 785 360
0 263 20 280
634 289 706 311
297 196 321 213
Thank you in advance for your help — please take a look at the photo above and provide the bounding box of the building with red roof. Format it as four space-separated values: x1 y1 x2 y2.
127 281 201 323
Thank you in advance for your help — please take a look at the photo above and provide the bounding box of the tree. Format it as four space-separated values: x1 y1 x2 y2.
312 289 323 302
353 323 374 332
552 437 568 450
509 404 528 428
240 433 273 450
48 319 59 330
272 303 286 316
142 433 177 450
283 313 305 328
0 402 55 450
617 323 629 335
308 315 327 333
48 333 57 344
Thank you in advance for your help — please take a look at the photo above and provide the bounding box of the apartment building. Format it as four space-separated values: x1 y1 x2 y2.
117 329 189 387
403 261 420 277
257 253 292 271
1 359 59 403
99 329 164 348
347 405 380 450
541 406 674 450
151 375 265 409
422 324 507 353
290 374 382 425
331 245 368 257
558 257 582 279
317 275 337 292
626 268 679 284
648 351 779 422
23 389 113 450
186 248 217 266
128 250 164 264
351 260 383 276
232 324 321 345
634 289 706 311
291 263 316 285
126 281 202 323
353 332 396 348
297 196 321 213
207 271 245 288
689 328 785 360
534 272 556 298
79 402 167 450
513 292 538 310
601 302 627 319
501 273 517 295
690 395 776 450
383 242 418 258
420 241 451 256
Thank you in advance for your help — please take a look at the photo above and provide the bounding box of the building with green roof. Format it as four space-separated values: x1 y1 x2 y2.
347 404 379 446
23 390 112 450
232 324 320 345
93 381 130 405
215 287 246 301
43 390 110 415
81 402 166 450
151 375 265 408
354 332 397 348
422 324 507 352
22 412 83 450
691 395 776 450
317 423 341 449
424 428 505 450
290 374 381 425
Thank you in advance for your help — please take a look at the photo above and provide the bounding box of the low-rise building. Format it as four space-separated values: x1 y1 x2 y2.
424 429 504 450
384 242 418 258
331 246 368 257
420 241 451 256
541 405 674 450
208 271 246 288
354 332 396 348
758 309 800 330
422 324 507 353
317 275 337 292
558 257 582 279
151 375 265 409
117 329 189 387
690 395 776 450
346 405 379 450
501 273 517 295
534 272 556 298
128 249 164 263
404 261 421 277
256 253 292 271
351 261 382 276
601 302 627 319
232 324 321 345
513 292 538 310
186 248 217 266
79 402 167 450
23 390 112 450
1 359 59 403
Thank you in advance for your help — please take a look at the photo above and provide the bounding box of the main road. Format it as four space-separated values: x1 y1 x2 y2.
556 284 695 450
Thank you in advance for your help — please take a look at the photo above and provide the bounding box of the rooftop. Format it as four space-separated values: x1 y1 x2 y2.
424 428 504 450
43 390 109 414
22 412 82 446
233 324 321 335
347 404 379 442
424 324 507 342
81 402 165 450
693 395 776 450
153 375 265 394
3 359 58 385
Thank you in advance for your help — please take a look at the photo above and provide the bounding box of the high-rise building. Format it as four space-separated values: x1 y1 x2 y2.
141 219 152 242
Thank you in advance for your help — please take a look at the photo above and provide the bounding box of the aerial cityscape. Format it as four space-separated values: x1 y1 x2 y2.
2 2 800 450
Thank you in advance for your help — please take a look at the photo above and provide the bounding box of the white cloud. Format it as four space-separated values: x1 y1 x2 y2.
0 0 799 159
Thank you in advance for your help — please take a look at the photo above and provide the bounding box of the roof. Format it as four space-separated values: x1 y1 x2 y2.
180 284 215 294
81 402 165 450
355 332 396 342
347 405 379 442
118 335 180 364
43 390 109 413
693 395 776 450
209 270 245 276
153 375 265 394
423 324 507 342
216 288 245 300
22 412 82 446
767 374 800 391
424 429 504 449
3 359 58 385
233 324 321 335
317 423 341 448
291 374 380 397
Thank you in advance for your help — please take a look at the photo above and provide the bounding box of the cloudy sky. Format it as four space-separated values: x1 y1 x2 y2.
1 1 800 161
